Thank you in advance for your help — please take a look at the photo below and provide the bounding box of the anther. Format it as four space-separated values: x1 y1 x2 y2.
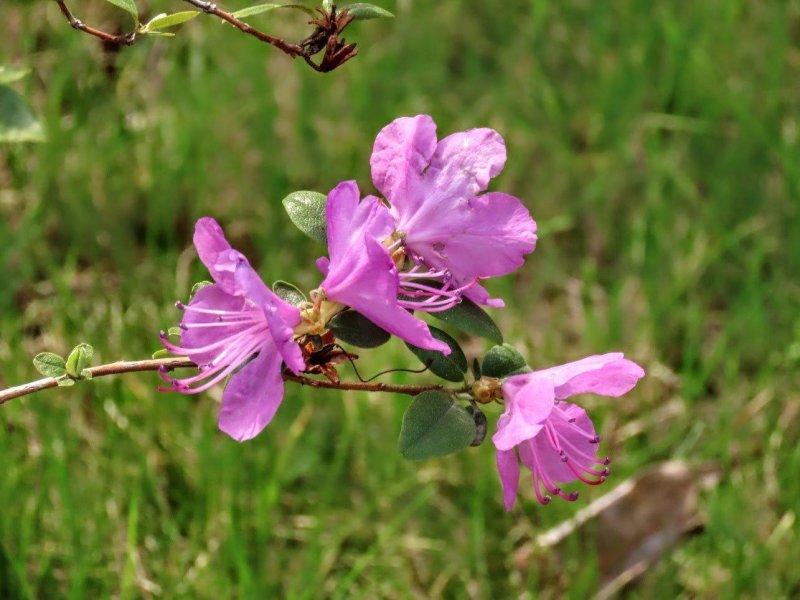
175 301 186 309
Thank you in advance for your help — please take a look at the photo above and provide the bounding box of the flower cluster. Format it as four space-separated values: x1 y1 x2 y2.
159 114 645 508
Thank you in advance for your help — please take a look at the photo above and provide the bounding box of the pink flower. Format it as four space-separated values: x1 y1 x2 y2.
493 354 645 509
317 181 451 354
370 115 538 307
159 218 305 442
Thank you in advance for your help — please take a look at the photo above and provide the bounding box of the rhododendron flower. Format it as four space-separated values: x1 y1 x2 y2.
160 217 305 442
370 114 538 307
317 181 451 354
493 353 645 509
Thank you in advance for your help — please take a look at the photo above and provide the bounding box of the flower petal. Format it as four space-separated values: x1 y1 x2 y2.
492 374 555 451
531 403 599 484
179 284 251 366
534 353 645 399
321 179 450 355
428 128 507 202
326 235 450 354
325 181 394 266
401 191 537 305
496 449 520 511
231 261 304 374
370 114 437 210
218 340 285 442
193 217 251 297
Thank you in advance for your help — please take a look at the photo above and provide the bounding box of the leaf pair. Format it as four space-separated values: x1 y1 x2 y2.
33 343 94 385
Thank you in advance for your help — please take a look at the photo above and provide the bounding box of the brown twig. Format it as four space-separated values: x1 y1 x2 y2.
0 357 468 406
55 0 138 46
54 0 359 72
180 0 303 57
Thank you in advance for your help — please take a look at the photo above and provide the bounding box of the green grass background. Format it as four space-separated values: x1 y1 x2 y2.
2 0 799 597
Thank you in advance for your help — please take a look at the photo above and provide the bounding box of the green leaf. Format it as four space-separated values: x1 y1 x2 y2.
0 67 29 85
152 348 170 359
167 327 182 337
272 280 307 306
281 191 327 244
232 3 315 18
56 377 76 387
33 352 67 378
405 327 468 382
329 310 390 348
428 297 503 345
342 3 394 19
0 86 44 143
80 369 93 381
481 343 528 378
399 391 476 460
65 343 94 378
142 11 200 31
103 0 139 23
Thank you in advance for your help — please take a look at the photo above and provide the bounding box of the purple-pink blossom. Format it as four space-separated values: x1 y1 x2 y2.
159 217 305 442
493 353 645 509
317 181 451 354
370 115 538 308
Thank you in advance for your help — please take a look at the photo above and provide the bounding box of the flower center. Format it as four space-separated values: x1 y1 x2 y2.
158 300 269 394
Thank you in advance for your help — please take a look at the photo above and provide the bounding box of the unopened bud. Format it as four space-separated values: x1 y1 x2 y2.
471 377 502 404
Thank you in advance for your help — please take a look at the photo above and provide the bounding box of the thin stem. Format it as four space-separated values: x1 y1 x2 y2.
180 0 303 57
54 0 355 72
0 357 469 405
55 0 138 46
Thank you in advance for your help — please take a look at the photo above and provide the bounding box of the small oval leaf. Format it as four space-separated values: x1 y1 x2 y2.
33 352 67 378
144 11 200 31
329 310 390 348
481 343 528 378
282 191 327 244
272 280 307 306
399 391 476 460
232 3 315 18
428 297 503 345
103 0 139 23
405 327 467 382
342 3 394 19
